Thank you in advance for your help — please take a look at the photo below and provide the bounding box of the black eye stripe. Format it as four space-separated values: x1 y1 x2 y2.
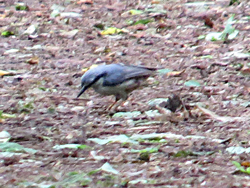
86 73 107 88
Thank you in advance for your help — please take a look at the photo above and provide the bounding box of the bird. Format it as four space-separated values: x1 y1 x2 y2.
77 64 156 111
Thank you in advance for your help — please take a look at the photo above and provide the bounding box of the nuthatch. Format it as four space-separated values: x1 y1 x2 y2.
77 64 156 111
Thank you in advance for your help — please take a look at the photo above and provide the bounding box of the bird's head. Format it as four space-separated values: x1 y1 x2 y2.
77 66 106 98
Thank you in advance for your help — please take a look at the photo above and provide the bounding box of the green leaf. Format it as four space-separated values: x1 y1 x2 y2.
0 112 16 119
0 142 37 154
198 35 205 40
78 145 90 149
246 167 250 174
184 80 201 87
87 169 100 176
68 171 79 176
205 32 222 41
133 19 153 25
232 161 246 172
206 15 239 41
206 30 239 41
224 15 235 34
39 87 47 91
15 4 29 11
53 144 90 150
156 68 172 75
131 147 159 153
229 0 239 5
173 150 193 157
1 31 14 37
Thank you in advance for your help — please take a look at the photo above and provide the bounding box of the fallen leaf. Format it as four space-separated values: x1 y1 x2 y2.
26 57 39 65
240 66 250 75
0 70 14 76
203 16 214 28
3 49 19 55
23 25 37 35
1 31 14 37
77 0 93 4
15 3 29 11
151 0 161 4
129 9 144 15
100 27 128 35
196 105 250 122
100 162 119 175
184 80 201 87
59 29 79 38
82 64 99 73
166 70 185 77
241 161 250 167
133 18 153 25
60 12 82 18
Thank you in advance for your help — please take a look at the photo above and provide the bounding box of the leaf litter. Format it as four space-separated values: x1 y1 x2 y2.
1 0 250 187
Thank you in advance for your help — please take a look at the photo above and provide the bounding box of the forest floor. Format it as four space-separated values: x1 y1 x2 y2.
1 0 250 187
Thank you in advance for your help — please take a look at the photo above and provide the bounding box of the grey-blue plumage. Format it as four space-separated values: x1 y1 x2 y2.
77 64 155 110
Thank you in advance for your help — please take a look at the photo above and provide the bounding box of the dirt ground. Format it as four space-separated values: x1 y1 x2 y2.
1 0 250 187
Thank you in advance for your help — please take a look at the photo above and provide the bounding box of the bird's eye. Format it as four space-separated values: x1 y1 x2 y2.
81 81 85 87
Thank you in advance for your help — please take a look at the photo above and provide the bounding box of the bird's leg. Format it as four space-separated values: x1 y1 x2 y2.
107 98 118 111
107 96 126 112
110 99 125 112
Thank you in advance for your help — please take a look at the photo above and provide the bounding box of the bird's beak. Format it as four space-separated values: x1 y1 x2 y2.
77 86 87 98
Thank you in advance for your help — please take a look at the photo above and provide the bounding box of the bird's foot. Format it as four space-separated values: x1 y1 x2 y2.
107 99 126 112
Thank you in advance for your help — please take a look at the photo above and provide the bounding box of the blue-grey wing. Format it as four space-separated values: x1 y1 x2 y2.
102 65 126 86
122 65 153 80
103 64 153 86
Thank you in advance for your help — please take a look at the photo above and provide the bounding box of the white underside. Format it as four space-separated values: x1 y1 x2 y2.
92 77 145 100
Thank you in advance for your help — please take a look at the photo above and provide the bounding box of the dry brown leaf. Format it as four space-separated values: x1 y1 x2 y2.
130 32 146 38
196 105 249 122
157 23 168 29
203 16 214 28
166 69 185 77
26 57 39 65
77 0 93 5
240 66 250 75
241 161 250 167
0 70 14 76
154 105 187 122
128 24 147 31
112 153 124 163
36 11 43 17
151 0 161 4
